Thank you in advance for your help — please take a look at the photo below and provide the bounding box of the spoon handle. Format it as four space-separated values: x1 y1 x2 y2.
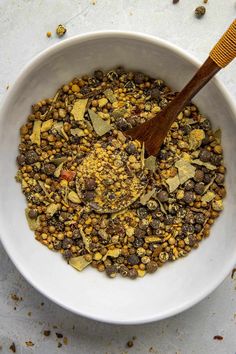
210 19 236 68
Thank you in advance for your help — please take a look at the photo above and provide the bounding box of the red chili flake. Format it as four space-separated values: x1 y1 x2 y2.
213 335 224 340
60 170 76 181
231 268 236 279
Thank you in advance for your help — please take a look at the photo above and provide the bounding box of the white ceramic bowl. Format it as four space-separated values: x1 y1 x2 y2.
1 32 236 325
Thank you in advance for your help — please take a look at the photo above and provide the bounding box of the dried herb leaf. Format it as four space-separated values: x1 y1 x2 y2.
214 128 222 144
46 203 60 217
112 108 127 118
201 191 215 203
144 156 156 172
88 109 112 136
156 197 167 215
103 248 121 261
68 191 81 204
21 179 28 189
186 119 198 125
70 128 85 137
203 176 215 193
51 157 67 166
166 175 180 193
54 162 64 178
191 159 216 170
140 188 156 205
141 142 145 169
30 120 41 146
189 129 205 150
61 127 69 141
175 158 196 184
111 208 127 220
145 236 162 243
69 256 91 271
79 227 91 252
71 99 88 121
52 121 63 134
41 119 53 132
104 88 117 103
25 208 40 231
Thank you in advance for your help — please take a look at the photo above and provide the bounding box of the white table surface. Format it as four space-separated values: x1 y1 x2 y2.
0 1 236 353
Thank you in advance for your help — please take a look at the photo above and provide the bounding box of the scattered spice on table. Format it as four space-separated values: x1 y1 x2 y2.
10 294 22 302
231 268 236 279
43 330 51 337
25 341 34 347
126 340 134 348
46 31 52 38
56 24 67 37
56 333 63 339
16 67 226 279
58 343 62 348
173 0 180 4
203 0 208 3
213 335 224 340
63 337 68 345
27 311 32 316
9 342 16 353
195 6 206 18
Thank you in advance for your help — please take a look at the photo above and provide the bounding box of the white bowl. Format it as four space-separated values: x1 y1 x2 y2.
1 31 236 325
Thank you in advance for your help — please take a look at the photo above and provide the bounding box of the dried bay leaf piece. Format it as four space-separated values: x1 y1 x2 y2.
141 142 145 169
111 108 127 118
201 191 215 203
144 156 156 172
214 128 222 144
175 159 196 184
156 197 167 215
69 256 91 271
68 191 81 204
25 208 40 231
189 129 205 150
103 248 121 261
88 108 112 136
51 157 67 166
79 227 91 252
191 159 216 170
104 88 117 103
46 203 60 217
41 119 53 132
30 120 41 146
166 175 180 193
54 162 64 178
140 188 156 205
71 99 88 120
70 128 85 137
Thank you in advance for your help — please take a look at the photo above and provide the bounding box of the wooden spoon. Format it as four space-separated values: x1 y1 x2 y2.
126 19 236 156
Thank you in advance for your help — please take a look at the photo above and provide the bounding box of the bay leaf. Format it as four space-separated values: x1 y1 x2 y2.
41 119 53 132
140 142 145 169
188 129 205 150
201 191 215 203
30 120 41 146
69 256 91 271
88 109 112 136
191 159 216 171
140 188 156 205
111 108 127 118
51 157 67 166
46 203 60 217
54 162 64 178
68 191 81 204
71 99 88 121
103 248 121 261
166 175 180 193
214 128 222 144
70 128 85 137
25 208 40 231
80 227 91 252
144 156 156 172
104 88 117 103
175 158 196 184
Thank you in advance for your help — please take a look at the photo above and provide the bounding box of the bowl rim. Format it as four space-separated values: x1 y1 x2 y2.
1 30 236 325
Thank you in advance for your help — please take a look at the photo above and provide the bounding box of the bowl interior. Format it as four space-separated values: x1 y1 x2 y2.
0 33 236 324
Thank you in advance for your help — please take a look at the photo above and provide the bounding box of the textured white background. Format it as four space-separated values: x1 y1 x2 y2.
0 1 236 353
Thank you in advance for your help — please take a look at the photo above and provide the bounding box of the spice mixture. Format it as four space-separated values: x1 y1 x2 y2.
16 67 226 279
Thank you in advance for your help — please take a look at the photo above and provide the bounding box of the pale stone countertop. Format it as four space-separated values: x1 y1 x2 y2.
0 1 236 353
